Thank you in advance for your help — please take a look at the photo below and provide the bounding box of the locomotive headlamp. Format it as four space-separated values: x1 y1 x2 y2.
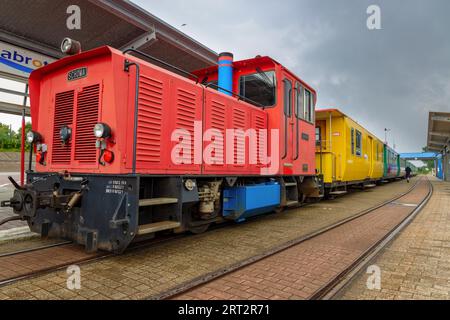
61 38 82 55
59 126 72 144
94 123 111 139
26 131 42 144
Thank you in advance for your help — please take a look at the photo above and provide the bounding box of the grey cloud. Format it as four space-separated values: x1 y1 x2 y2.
136 0 450 152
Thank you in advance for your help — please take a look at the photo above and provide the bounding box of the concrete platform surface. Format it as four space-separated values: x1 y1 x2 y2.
0 178 420 300
339 178 450 300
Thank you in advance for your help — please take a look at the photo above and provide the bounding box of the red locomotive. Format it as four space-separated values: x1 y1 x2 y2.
1 39 321 252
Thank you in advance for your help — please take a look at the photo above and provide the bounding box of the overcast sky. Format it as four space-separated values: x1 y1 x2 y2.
1 0 449 154
134 0 450 153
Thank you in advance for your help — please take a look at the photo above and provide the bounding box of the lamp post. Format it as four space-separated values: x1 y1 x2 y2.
384 128 391 145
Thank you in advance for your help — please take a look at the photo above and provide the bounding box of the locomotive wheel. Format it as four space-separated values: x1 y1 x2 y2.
189 223 210 234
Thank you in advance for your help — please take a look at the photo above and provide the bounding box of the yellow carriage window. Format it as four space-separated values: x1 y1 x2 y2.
355 130 362 157
351 128 355 155
315 127 321 146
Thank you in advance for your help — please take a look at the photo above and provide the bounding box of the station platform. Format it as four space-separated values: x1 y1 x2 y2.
0 177 448 300
339 177 450 300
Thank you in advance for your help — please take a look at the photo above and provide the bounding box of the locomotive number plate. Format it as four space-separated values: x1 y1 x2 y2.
67 67 87 81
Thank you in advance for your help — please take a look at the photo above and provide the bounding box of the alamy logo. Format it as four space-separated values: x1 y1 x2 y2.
367 5 382 30
170 121 280 175
66 265 81 290
366 265 381 290
67 5 81 30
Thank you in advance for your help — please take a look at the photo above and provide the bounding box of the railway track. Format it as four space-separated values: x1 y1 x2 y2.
0 243 108 287
0 178 422 296
153 177 431 300
0 232 189 287
0 240 72 258
317 178 433 300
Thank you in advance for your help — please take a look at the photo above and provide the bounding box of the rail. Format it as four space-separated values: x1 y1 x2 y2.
149 177 428 300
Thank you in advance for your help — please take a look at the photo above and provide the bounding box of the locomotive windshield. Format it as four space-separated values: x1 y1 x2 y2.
239 70 276 107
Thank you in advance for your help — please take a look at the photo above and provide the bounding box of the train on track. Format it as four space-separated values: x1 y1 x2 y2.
0 38 416 253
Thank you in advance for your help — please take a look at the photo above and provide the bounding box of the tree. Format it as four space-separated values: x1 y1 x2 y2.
0 122 32 151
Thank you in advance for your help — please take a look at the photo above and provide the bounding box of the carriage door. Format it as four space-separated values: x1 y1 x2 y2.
282 78 294 169
368 136 374 177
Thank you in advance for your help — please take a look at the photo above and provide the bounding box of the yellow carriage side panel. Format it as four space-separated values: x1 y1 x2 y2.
316 109 384 185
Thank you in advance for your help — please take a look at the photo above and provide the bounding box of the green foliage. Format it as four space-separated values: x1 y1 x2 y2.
0 122 32 151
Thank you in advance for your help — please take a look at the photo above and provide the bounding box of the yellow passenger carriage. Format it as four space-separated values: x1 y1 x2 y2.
315 109 384 194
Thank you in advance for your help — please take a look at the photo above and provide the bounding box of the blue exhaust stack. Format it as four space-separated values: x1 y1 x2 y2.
218 52 233 96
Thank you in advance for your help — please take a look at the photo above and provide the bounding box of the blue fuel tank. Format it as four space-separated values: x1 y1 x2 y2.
222 182 281 222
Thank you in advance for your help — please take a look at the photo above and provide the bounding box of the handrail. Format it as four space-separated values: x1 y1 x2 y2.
123 48 268 109
123 48 199 82
124 59 140 174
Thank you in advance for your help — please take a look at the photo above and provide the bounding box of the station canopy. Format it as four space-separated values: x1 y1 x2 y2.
0 0 218 116
427 111 450 153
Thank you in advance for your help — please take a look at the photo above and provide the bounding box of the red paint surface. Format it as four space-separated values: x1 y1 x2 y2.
29 46 317 177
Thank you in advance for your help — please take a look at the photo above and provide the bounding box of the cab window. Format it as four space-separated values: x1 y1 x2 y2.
295 83 304 119
283 79 292 116
304 89 314 122
239 70 276 107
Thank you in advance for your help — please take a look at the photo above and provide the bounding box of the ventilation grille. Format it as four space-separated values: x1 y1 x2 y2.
210 99 226 163
175 88 197 164
232 108 246 165
52 90 74 164
253 113 267 166
136 75 163 163
74 84 100 163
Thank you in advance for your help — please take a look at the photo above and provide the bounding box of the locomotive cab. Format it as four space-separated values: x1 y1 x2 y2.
193 56 317 177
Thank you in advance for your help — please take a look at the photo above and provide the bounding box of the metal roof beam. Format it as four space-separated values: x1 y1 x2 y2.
88 0 152 30
429 131 450 137
0 101 30 116
0 29 62 59
89 0 217 66
429 141 446 146
431 115 450 122
120 30 157 51
0 87 29 98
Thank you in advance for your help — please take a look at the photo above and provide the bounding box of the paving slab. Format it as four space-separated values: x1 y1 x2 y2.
338 178 450 300
0 178 420 300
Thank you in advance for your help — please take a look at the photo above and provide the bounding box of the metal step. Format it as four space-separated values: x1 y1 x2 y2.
286 200 299 207
364 184 377 188
284 182 298 187
137 221 181 235
329 190 348 196
139 198 178 207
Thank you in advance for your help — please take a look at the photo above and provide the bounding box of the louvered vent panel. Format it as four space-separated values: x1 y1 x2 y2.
210 99 226 163
176 88 196 164
52 90 74 164
253 113 267 166
232 108 246 165
74 84 100 163
136 75 163 163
